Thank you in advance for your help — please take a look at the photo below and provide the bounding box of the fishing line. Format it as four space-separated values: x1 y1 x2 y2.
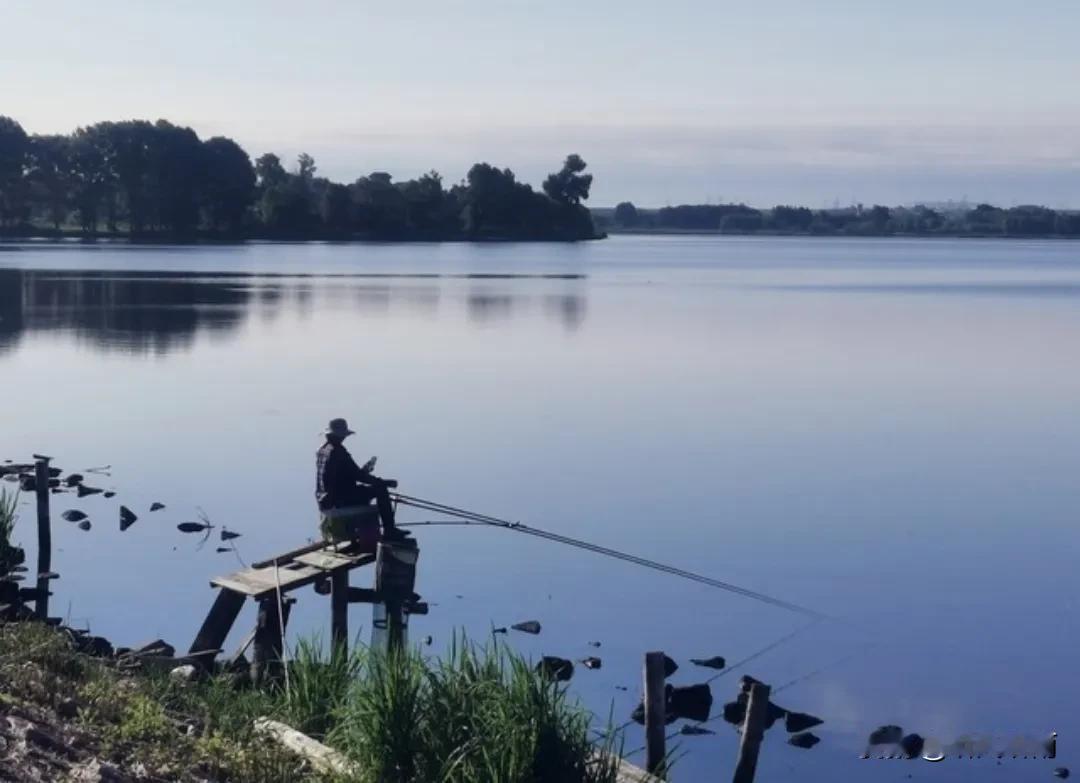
392 494 828 620
704 619 822 684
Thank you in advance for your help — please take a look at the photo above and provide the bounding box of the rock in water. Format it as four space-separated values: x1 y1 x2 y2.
900 733 925 759
221 529 241 541
61 510 88 522
690 655 726 670
120 506 138 531
663 655 679 678
588 641 601 648
869 725 904 746
177 522 210 533
150 502 165 512
786 711 824 733
215 547 231 553
492 627 508 635
1054 767 1070 779
669 683 713 722
511 620 541 635
723 698 746 725
680 724 715 736
103 491 116 498
536 656 574 682
789 732 821 749
77 520 92 531
77 485 103 497
64 474 83 487
581 657 602 670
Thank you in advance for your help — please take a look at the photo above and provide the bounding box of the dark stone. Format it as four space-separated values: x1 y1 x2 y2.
723 696 747 725
77 485 103 497
680 724 715 736
19 476 36 492
537 656 574 682
221 530 241 541
511 620 541 635
47 467 62 478
78 520 92 531
764 701 787 729
630 701 678 726
492 627 508 634
1054 767 1070 779
76 635 114 658
786 711 824 733
150 502 165 512
119 506 138 531
61 510 88 522
669 683 713 722
869 725 904 745
739 675 766 694
588 641 601 648
57 697 78 719
64 474 84 487
103 491 116 498
581 656 602 670
690 655 726 670
663 654 679 678
789 732 821 749
900 733 925 759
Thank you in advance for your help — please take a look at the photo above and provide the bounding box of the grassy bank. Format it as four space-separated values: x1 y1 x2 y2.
0 622 625 782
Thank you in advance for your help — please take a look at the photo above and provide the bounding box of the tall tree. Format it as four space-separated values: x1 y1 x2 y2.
201 137 255 233
26 135 73 230
0 116 29 228
542 154 593 206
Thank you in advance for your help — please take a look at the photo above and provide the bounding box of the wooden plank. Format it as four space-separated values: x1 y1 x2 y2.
295 551 361 570
34 459 51 620
254 718 357 776
732 682 771 783
643 652 667 777
212 554 376 598
331 569 348 651
188 588 246 668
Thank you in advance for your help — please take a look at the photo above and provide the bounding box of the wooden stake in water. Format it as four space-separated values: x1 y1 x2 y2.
643 651 667 776
733 681 771 783
33 458 51 620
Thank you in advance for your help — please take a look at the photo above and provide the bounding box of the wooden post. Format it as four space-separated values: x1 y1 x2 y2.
732 682 771 783
33 458 51 620
252 595 283 685
386 598 405 652
331 569 349 653
643 651 667 776
188 588 246 671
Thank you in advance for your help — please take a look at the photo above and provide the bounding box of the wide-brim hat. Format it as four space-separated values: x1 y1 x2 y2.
324 418 355 438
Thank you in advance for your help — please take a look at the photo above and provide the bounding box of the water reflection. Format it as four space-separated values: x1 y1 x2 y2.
0 269 588 354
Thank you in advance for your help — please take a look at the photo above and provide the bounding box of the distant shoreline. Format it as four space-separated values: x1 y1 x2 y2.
604 227 1080 241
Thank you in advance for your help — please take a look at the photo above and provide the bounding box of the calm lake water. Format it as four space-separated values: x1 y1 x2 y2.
2 235 1078 781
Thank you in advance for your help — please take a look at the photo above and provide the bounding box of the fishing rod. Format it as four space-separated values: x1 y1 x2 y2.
391 492 828 620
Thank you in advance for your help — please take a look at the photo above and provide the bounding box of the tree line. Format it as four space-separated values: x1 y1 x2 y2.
0 116 598 241
603 201 1080 237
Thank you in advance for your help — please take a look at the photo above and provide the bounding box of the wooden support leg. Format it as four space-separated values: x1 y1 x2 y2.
331 569 349 653
188 589 246 671
33 459 51 620
252 595 284 686
643 651 668 777
387 598 406 652
733 682 771 783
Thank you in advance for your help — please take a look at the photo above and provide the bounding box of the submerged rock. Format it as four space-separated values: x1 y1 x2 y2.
669 683 713 722
64 474 84 487
900 733 925 759
77 485 103 498
663 655 679 678
149 502 165 512
177 522 210 533
789 732 821 749
103 491 116 498
690 655 726 670
492 627 508 635
61 510 88 522
581 657 602 670
537 656 573 682
869 725 904 746
77 520 92 531
786 711 824 733
588 641 601 648
512 620 541 635
119 506 138 532
221 529 241 541
680 724 715 736
1054 767 1070 779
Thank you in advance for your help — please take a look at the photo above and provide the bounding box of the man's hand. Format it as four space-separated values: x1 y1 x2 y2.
383 479 399 489
361 456 377 473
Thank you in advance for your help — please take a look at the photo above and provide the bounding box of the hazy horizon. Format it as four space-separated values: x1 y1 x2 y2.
4 0 1079 208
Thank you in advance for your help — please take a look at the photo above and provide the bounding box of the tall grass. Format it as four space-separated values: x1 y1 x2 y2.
326 635 623 783
0 488 17 546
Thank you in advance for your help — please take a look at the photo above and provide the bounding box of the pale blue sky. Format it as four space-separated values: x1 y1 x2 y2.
3 0 1079 206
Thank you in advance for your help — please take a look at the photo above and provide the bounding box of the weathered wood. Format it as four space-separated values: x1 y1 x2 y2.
643 651 667 777
733 682 771 783
347 587 380 603
252 595 284 685
33 459 51 620
254 718 357 776
331 569 348 651
295 550 356 570
188 588 246 670
251 540 330 570
212 551 376 598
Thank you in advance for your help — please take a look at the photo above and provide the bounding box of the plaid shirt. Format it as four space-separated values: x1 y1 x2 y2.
316 440 370 510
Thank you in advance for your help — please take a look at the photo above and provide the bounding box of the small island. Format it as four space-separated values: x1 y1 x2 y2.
0 116 600 242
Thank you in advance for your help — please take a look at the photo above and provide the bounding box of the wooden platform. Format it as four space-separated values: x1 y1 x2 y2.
210 543 375 599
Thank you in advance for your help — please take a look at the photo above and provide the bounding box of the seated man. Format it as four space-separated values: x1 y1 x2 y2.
316 418 405 543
